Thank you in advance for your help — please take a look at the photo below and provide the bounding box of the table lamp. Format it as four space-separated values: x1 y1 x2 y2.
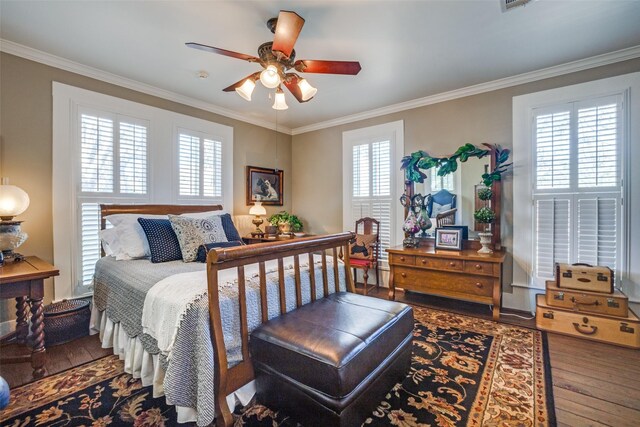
0 178 30 263
249 202 267 237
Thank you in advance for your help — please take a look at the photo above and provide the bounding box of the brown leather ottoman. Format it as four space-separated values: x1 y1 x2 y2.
249 292 414 427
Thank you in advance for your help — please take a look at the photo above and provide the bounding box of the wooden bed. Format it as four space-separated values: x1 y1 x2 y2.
98 204 355 427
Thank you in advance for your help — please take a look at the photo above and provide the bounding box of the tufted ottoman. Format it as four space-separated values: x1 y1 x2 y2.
249 292 414 426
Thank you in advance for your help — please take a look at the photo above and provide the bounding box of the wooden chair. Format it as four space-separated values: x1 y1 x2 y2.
348 217 380 296
436 208 457 227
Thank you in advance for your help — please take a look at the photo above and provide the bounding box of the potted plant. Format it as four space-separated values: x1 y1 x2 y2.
268 211 303 235
473 207 495 253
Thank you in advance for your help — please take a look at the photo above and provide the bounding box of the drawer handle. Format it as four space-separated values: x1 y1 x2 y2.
401 272 406 278
400 257 405 262
475 264 482 270
475 282 483 289
572 322 598 335
449 262 456 267
421 259 427 265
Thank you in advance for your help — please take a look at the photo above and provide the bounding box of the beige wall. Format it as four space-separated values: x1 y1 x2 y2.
0 52 291 321
291 57 640 292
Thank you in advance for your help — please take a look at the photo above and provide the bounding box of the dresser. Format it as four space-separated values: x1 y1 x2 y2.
386 245 505 320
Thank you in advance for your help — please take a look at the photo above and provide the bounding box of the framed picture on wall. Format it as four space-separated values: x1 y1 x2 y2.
246 166 283 206
434 228 463 251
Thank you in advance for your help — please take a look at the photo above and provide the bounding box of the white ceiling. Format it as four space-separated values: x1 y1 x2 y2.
2 1 640 131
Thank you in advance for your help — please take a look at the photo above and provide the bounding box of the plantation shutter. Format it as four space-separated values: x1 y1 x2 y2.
179 133 201 196
351 140 393 263
77 109 149 290
531 95 622 287
178 131 224 200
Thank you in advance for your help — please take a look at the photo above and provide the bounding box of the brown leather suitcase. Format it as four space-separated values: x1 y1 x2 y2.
555 263 614 293
545 280 628 317
536 294 640 349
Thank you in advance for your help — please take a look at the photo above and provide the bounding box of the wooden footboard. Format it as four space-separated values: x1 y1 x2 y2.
206 233 355 427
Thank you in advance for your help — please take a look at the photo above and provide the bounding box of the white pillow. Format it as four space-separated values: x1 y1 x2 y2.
105 214 166 260
432 202 452 217
99 227 118 257
180 210 227 219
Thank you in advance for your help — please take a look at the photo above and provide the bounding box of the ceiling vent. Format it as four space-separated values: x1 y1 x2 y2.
501 0 533 12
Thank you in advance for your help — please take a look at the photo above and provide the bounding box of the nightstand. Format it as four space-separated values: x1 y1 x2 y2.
0 257 59 379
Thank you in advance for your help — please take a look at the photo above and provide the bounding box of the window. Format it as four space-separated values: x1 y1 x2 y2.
430 166 455 193
53 83 233 300
343 121 404 266
531 95 623 287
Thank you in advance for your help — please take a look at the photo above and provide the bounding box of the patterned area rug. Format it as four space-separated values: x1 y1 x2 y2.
1 306 555 426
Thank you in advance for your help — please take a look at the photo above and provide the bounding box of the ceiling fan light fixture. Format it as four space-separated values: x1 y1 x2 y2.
235 78 256 101
297 78 317 101
272 87 288 110
260 64 281 88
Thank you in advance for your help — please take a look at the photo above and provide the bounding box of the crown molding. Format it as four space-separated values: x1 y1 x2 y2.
291 45 640 135
0 39 293 134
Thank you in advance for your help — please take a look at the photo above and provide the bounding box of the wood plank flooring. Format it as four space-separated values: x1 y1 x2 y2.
1 288 639 426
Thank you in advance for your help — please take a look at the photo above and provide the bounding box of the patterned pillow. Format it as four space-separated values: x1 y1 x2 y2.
349 234 377 259
196 240 245 263
169 215 228 262
137 218 182 263
432 202 452 217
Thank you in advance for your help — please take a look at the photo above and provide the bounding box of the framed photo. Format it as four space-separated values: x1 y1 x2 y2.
246 166 283 206
440 225 468 240
435 228 463 250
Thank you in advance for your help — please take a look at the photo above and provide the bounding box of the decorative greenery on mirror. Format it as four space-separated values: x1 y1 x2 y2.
401 143 512 187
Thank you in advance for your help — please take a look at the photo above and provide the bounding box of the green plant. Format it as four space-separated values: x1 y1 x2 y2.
268 211 304 232
474 206 496 224
477 187 493 201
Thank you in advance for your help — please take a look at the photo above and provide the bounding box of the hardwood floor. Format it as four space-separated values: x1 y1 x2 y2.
2 288 639 426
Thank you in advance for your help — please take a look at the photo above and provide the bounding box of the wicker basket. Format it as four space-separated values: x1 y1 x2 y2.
44 299 91 347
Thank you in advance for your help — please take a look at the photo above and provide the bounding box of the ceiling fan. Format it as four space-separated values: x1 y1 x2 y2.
186 10 361 110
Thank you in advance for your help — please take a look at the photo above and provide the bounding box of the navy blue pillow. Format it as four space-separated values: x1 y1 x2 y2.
197 240 244 263
137 218 183 263
220 213 242 241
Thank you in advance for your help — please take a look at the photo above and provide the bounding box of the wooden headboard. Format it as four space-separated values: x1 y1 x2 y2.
99 204 224 230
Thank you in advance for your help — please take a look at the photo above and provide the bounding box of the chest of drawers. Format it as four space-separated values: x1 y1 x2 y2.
386 245 505 320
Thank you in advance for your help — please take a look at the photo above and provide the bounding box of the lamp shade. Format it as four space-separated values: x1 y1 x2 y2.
0 184 30 220
249 202 266 216
260 65 281 89
298 78 317 101
272 88 288 110
235 78 256 101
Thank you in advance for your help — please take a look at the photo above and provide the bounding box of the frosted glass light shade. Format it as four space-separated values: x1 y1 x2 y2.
249 202 266 216
260 65 281 89
0 185 30 220
235 79 256 101
298 78 317 101
272 89 288 110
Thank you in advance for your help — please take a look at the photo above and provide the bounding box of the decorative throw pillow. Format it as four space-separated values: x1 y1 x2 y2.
105 214 166 259
349 233 377 259
219 213 242 241
432 202 452 217
169 215 228 262
137 218 183 263
196 240 245 263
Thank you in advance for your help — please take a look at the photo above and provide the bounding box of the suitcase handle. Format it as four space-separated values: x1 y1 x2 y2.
571 263 594 267
572 322 598 335
570 297 600 307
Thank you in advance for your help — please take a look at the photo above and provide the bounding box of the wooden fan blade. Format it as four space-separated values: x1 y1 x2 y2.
283 75 306 103
294 60 362 75
222 72 260 92
186 42 259 62
271 11 305 59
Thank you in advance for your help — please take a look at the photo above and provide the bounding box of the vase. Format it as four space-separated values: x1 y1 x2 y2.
0 221 28 255
416 206 432 237
278 223 291 235
402 211 420 247
477 231 493 254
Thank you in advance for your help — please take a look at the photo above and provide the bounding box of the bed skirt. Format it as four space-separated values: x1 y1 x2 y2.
89 302 256 425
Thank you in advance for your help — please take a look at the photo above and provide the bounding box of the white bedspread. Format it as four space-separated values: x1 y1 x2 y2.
141 257 306 359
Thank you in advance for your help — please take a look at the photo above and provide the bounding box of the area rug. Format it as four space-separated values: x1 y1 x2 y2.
1 306 555 426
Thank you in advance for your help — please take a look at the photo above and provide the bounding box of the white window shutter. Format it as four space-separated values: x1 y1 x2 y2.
535 111 571 190
372 140 390 196
80 114 114 192
534 198 570 282
179 133 201 196
119 121 148 194
577 196 618 269
80 203 100 288
203 139 222 197
352 144 370 198
577 103 619 188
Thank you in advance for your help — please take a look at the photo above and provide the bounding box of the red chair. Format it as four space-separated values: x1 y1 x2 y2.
348 217 380 296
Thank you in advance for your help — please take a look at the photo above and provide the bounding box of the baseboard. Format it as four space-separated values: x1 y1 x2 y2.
501 286 542 315
0 319 17 336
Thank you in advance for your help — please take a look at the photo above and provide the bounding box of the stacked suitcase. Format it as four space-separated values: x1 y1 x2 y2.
536 263 640 349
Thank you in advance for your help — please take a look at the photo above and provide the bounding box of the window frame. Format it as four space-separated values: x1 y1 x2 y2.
53 83 233 300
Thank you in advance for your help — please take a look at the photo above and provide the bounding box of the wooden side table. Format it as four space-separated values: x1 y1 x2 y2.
0 256 59 379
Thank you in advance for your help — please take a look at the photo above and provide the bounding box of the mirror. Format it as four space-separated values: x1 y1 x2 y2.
418 156 490 240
